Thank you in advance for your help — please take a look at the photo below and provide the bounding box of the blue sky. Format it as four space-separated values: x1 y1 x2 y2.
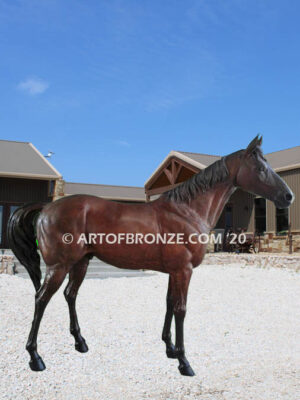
0 0 299 186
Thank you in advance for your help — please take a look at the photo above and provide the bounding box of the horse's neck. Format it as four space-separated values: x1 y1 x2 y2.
190 180 236 230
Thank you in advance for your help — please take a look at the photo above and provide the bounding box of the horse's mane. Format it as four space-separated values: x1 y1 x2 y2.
162 156 230 203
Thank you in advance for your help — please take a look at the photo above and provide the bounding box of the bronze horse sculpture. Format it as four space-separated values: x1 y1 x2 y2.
8 136 294 376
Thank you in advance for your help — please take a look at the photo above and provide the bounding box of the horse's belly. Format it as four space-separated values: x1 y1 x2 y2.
93 243 162 271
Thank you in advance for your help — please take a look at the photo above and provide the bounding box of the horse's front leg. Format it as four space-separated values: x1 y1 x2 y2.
171 266 195 376
162 276 177 358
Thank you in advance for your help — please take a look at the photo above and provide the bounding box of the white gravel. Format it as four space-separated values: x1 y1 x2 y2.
1 264 300 400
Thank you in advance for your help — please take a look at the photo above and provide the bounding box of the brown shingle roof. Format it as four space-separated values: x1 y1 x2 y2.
176 146 300 171
65 182 145 202
177 151 221 167
264 146 300 171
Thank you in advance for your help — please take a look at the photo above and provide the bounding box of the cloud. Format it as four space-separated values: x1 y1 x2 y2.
17 78 49 95
114 140 130 147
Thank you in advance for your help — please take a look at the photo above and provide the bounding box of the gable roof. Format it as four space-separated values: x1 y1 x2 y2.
65 182 145 202
0 140 62 179
145 145 300 187
178 151 221 167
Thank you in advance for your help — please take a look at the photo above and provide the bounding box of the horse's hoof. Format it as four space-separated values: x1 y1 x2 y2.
166 344 177 359
29 356 46 372
166 349 177 359
178 364 195 377
167 351 177 359
75 341 89 353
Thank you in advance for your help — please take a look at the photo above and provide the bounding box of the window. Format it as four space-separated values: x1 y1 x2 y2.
10 205 20 216
255 198 266 234
276 207 289 234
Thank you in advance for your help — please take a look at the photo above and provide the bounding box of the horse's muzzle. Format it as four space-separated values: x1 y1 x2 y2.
274 190 295 209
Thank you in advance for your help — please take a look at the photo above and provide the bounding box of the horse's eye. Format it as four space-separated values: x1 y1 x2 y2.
252 150 257 157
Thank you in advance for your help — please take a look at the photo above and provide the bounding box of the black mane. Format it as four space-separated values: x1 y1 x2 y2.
163 157 229 203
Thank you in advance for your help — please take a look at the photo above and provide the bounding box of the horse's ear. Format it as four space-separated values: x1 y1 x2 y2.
258 135 263 146
245 134 261 155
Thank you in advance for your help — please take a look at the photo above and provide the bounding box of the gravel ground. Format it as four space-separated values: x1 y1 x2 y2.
1 264 300 400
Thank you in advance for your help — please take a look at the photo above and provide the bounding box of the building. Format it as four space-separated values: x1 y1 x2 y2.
145 147 300 235
0 140 145 248
0 139 299 249
0 140 62 248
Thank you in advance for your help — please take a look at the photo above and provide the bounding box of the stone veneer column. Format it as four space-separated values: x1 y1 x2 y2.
53 178 65 201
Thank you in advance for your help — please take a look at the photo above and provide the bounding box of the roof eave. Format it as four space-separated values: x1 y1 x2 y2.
0 172 61 179
65 193 145 202
144 151 205 188
275 164 300 173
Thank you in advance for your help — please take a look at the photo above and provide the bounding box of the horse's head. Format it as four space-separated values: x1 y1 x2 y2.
233 136 294 209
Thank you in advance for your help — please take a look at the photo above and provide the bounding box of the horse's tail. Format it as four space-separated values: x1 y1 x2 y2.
7 203 44 292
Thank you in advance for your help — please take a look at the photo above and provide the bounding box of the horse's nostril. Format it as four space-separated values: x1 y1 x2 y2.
285 193 293 202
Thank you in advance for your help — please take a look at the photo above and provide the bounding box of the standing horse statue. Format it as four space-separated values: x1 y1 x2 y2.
8 136 294 376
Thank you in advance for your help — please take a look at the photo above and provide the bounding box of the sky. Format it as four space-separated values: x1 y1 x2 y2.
0 0 300 186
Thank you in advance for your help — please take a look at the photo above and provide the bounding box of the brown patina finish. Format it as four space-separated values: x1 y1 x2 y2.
8 136 294 376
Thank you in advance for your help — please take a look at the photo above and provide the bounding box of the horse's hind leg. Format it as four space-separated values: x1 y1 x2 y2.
26 266 68 371
162 276 177 358
64 256 89 353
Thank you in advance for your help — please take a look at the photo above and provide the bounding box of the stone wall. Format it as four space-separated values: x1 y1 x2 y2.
204 253 300 271
0 255 15 275
206 232 300 254
206 236 215 253
258 233 300 253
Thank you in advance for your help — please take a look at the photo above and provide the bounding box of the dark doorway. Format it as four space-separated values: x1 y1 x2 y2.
225 205 233 229
0 177 51 249
276 207 289 233
0 203 23 248
254 198 266 234
0 205 3 247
